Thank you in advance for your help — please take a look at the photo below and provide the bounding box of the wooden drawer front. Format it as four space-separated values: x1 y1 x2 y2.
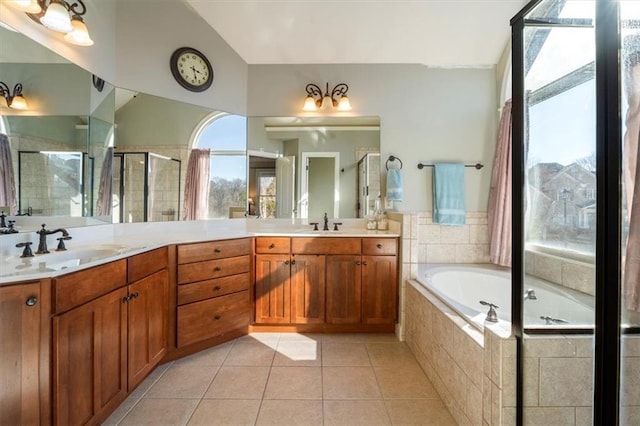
255 237 290 254
362 238 397 256
177 255 251 284
53 260 127 314
177 290 250 347
291 237 361 255
178 273 250 305
127 247 168 283
177 238 252 264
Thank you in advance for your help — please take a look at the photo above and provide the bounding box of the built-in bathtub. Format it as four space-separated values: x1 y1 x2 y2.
415 263 595 331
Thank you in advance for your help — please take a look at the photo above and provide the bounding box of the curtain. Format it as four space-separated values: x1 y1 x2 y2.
95 147 113 217
624 50 640 311
487 100 512 267
0 133 18 214
183 148 210 220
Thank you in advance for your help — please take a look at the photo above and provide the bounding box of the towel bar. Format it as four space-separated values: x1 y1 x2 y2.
417 162 484 170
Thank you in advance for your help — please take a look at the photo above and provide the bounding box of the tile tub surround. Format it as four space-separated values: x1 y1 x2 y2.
524 249 595 297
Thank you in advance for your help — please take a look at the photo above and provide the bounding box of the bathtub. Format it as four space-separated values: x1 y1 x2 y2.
415 264 595 331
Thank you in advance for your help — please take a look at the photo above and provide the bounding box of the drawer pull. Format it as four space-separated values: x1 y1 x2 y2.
213 285 222 291
214 248 222 253
269 243 275 249
25 296 38 307
214 266 222 272
214 315 221 320
377 243 383 249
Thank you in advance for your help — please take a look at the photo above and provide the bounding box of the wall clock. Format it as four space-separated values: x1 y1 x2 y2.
92 75 105 92
170 47 214 92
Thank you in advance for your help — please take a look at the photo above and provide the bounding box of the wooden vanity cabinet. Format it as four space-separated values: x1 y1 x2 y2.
176 238 251 348
0 280 50 426
254 253 291 324
326 254 362 324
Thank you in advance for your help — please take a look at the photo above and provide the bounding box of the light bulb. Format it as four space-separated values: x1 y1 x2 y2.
303 95 317 111
5 0 42 13
337 95 352 111
40 1 72 33
63 16 93 46
9 94 28 110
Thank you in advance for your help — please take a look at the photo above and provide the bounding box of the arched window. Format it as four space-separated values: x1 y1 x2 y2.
193 113 247 219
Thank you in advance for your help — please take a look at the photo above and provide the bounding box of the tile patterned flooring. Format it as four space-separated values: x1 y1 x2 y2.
103 333 456 425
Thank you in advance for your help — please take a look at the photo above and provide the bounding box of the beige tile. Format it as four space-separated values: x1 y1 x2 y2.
321 333 398 344
174 341 233 366
621 357 640 406
187 399 260 425
575 406 593 426
561 261 595 295
539 357 593 406
256 399 323 426
621 405 640 425
524 336 579 358
322 342 371 366
469 224 489 244
238 332 281 348
465 380 483 425
426 244 457 263
204 366 270 399
385 399 456 425
533 254 562 284
223 341 276 366
146 365 218 399
324 400 391 426
323 367 382 399
119 398 199 426
366 342 420 368
273 340 321 366
622 335 640 357
440 225 469 244
264 366 322 400
522 407 575 425
374 365 439 399
276 332 323 343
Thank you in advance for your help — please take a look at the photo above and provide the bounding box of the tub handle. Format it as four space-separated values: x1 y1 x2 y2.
480 300 499 323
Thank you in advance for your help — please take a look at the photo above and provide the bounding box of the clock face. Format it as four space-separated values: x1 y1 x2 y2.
170 47 214 92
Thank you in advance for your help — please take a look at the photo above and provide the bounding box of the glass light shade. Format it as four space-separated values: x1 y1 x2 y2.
303 95 317 111
9 94 28 110
63 17 93 46
320 95 333 111
5 0 42 13
40 1 73 33
337 95 352 111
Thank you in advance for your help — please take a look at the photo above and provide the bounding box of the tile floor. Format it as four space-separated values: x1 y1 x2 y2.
103 333 456 425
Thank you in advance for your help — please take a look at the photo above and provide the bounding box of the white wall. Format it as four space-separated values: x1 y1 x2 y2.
247 64 498 212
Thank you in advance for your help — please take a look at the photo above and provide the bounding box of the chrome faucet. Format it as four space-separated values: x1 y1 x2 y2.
323 212 329 231
540 316 568 325
524 289 537 300
36 224 71 254
480 300 499 323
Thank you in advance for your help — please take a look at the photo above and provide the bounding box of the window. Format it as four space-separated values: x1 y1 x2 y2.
256 169 276 218
194 113 247 219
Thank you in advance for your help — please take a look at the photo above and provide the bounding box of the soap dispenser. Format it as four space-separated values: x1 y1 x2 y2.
376 211 388 231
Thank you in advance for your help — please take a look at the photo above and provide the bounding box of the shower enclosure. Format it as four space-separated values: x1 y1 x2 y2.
357 152 380 218
112 152 181 223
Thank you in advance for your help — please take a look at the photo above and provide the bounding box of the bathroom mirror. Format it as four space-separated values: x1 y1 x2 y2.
247 116 381 219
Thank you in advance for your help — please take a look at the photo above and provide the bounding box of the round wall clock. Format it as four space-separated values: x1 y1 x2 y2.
170 47 214 92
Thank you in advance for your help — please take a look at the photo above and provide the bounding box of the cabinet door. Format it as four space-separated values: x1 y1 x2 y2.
128 270 169 390
255 254 291 324
326 255 362 324
361 256 398 324
0 282 43 426
53 287 128 426
291 255 325 324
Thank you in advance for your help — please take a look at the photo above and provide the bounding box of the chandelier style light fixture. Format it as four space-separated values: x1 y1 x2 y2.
0 82 28 110
303 82 352 112
5 0 94 46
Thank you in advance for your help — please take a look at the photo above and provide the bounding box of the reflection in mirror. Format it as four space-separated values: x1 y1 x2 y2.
247 116 380 219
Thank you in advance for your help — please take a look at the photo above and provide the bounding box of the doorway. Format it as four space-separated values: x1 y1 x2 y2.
300 152 340 220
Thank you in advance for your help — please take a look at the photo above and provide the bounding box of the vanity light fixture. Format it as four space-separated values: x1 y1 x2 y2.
0 82 28 110
303 83 352 112
5 0 94 46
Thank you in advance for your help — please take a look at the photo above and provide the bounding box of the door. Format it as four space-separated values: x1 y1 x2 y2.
326 255 362 324
291 255 326 324
127 270 169 390
276 155 295 218
361 255 398 324
300 152 340 219
53 287 128 426
255 254 291 324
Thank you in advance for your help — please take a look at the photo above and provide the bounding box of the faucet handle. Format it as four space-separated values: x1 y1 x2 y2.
16 242 34 258
333 222 342 231
309 222 319 231
56 236 72 251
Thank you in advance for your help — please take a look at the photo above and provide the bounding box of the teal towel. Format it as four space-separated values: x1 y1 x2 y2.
386 168 403 201
433 163 466 225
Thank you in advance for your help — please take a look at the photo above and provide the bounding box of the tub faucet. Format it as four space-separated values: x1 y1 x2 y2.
36 224 70 254
480 300 499 323
540 316 568 325
524 289 537 300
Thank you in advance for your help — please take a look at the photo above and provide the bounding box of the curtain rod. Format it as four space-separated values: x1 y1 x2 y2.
417 162 484 170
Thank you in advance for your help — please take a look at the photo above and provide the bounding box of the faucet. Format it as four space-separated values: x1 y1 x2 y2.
524 289 537 300
480 300 499 323
36 224 70 254
540 316 568 325
16 207 32 216
0 211 5 228
323 212 329 231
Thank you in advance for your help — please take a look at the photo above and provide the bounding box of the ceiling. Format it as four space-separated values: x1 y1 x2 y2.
186 0 527 67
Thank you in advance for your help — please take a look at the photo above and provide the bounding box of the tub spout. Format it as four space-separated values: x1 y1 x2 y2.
524 289 537 300
479 300 499 323
540 316 568 325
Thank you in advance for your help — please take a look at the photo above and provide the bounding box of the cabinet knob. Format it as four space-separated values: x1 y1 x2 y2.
290 260 296 265
214 315 221 320
269 243 275 249
356 261 362 266
213 285 222 291
25 296 38 307
214 266 221 272
376 243 383 249
362 261 368 266
131 292 139 299
284 260 290 265
122 295 131 303
214 248 221 253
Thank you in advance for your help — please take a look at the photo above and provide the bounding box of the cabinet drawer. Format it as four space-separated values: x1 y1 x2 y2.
177 255 251 284
362 238 397 256
177 238 252 264
178 273 250 305
255 237 290 254
53 260 127 314
127 247 168 283
292 237 361 255
177 290 250 347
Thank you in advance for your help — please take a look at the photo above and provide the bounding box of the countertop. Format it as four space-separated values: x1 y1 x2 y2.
0 218 400 284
